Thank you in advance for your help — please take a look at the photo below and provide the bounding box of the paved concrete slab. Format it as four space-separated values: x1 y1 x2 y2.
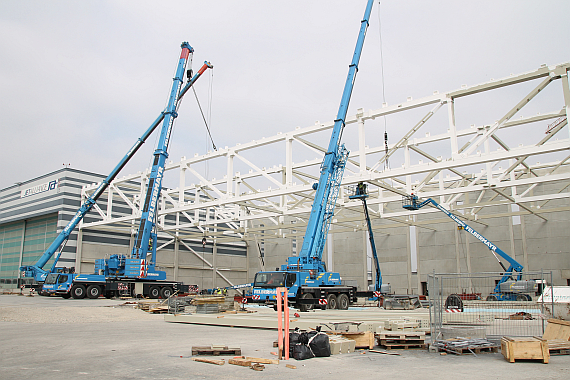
165 305 430 331
1 294 569 380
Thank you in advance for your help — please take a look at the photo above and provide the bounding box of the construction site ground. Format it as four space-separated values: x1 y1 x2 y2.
1 294 568 380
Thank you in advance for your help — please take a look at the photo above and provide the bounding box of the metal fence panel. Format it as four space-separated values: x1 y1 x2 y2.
428 271 553 341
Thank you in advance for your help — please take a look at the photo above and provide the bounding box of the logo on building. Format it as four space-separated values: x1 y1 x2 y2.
21 179 59 198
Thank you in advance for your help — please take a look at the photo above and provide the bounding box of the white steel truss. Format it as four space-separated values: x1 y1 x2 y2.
79 62 570 245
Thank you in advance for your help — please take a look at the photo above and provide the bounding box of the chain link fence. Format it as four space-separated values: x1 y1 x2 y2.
428 271 553 341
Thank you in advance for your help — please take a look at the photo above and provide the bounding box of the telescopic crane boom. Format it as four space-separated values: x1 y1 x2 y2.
251 0 376 311
20 42 212 285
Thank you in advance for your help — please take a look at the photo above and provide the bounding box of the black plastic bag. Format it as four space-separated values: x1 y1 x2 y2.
292 343 315 360
288 328 302 357
308 332 331 357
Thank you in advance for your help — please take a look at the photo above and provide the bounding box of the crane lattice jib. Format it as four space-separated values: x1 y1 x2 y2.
298 0 374 261
313 145 349 259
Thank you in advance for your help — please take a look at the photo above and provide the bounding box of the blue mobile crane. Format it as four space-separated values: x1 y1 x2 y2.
24 42 211 299
250 0 375 311
402 194 536 302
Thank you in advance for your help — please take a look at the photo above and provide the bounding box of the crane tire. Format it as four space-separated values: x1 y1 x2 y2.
337 293 349 310
326 294 337 309
149 286 160 299
86 285 101 299
516 294 532 301
299 293 314 312
71 284 86 299
160 286 173 299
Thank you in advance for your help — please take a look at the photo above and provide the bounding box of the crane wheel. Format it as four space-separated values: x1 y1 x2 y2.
61 293 71 299
71 284 86 299
299 293 314 312
486 294 498 301
516 294 531 301
160 286 173 299
86 285 101 299
337 293 349 310
326 294 337 309
149 286 160 299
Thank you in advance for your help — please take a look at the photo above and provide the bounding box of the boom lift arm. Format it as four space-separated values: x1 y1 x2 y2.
349 182 390 294
20 43 212 282
403 195 527 299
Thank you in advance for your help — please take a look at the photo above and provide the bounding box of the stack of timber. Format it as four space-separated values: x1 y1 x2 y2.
228 357 278 371
542 319 570 355
376 331 426 350
431 338 499 355
193 296 234 314
191 358 225 366
501 337 549 363
192 345 242 356
137 300 169 314
384 318 430 334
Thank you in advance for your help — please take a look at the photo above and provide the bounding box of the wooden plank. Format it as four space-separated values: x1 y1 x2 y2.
286 364 297 369
378 332 425 339
192 357 225 365
379 341 427 350
543 319 570 341
244 357 279 365
228 358 253 367
369 349 401 356
547 339 570 350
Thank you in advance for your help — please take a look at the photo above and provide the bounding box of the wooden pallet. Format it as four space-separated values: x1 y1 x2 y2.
376 332 425 350
444 345 499 355
378 342 427 350
550 348 570 356
192 345 242 356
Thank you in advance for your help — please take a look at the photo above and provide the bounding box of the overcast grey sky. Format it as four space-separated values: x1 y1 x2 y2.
1 0 569 190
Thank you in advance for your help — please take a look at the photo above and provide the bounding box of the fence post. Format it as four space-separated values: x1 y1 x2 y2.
277 288 283 359
276 287 290 360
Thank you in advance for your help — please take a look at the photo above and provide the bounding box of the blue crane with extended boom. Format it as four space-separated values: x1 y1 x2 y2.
23 42 211 299
250 0 376 311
